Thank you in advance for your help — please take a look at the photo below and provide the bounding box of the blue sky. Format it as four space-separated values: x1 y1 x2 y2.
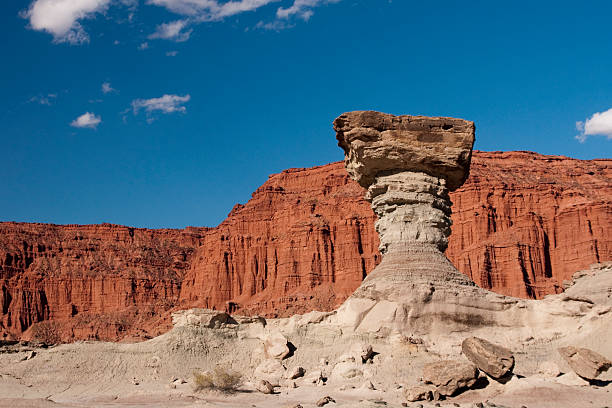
2 0 611 229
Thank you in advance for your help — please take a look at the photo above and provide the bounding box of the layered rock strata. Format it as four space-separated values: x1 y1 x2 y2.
334 111 478 309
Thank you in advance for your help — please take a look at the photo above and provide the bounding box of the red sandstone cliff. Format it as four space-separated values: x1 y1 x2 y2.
1 151 610 342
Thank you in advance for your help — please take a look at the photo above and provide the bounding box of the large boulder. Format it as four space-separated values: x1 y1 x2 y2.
262 330 290 360
461 337 514 379
422 360 479 396
558 346 612 380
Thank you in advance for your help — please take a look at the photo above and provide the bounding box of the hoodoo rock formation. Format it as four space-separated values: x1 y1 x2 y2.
0 148 610 341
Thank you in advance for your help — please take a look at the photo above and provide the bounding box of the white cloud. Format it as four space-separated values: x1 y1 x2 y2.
23 0 111 44
138 41 149 50
575 108 612 143
276 0 340 20
71 112 102 128
254 19 294 30
28 93 58 105
101 82 116 94
148 20 192 42
166 50 179 56
147 0 280 20
131 94 191 121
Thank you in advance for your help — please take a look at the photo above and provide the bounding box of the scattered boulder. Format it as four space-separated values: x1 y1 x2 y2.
351 343 374 363
558 346 612 380
404 384 436 402
286 366 305 379
255 379 274 394
316 396 336 406
304 369 325 384
422 360 479 396
263 330 290 360
462 337 514 379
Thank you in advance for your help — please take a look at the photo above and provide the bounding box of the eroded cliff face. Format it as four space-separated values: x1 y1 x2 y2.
1 151 610 341
0 223 208 341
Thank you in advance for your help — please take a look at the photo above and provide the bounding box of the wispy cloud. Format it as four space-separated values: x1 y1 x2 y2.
276 0 340 21
131 94 191 122
28 93 58 105
147 0 280 20
148 19 192 42
101 82 116 94
71 112 102 128
254 19 294 31
138 41 149 50
166 50 179 56
576 107 612 143
24 0 344 45
22 0 112 44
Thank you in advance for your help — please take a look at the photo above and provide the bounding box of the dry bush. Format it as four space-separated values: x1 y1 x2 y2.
30 320 61 345
193 366 242 393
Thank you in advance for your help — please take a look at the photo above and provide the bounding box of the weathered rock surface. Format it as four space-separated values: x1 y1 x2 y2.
255 379 274 394
1 151 610 341
462 337 514 379
422 360 479 396
404 384 437 402
334 110 475 191
558 346 612 380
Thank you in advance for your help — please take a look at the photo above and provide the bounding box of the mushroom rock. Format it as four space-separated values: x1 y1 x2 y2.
332 111 513 335
334 110 475 275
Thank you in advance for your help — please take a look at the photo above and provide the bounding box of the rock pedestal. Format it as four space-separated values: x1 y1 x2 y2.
332 111 510 335
334 111 476 287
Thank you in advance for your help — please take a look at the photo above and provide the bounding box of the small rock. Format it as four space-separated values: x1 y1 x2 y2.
401 404 408 407
255 379 274 394
475 403 484 408
316 396 335 407
404 384 435 402
289 405 303 408
304 369 325 384
130 377 139 385
286 366 305 379
558 346 612 380
462 337 514 379
167 383 176 389
351 343 374 363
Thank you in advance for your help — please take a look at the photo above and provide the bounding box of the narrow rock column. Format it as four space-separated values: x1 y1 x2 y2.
334 110 476 286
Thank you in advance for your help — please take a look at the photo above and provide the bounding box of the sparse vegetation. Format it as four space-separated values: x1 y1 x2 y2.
30 320 61 345
193 366 243 393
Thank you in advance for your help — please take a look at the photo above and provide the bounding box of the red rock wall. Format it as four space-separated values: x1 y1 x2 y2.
1 151 610 341
0 223 208 341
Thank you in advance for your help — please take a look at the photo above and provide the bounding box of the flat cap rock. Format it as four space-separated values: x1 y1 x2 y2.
334 111 475 191
461 337 514 379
